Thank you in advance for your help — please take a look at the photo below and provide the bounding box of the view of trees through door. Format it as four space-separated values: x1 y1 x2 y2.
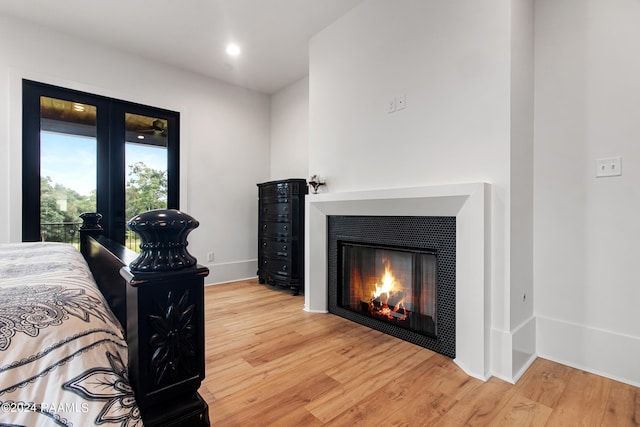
39 98 97 246
23 80 179 249
124 113 170 249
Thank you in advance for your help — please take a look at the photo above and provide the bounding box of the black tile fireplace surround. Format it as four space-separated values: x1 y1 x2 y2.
328 215 456 358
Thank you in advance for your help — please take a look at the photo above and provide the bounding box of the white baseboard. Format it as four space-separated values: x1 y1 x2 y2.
511 352 537 383
303 307 329 314
489 316 537 384
536 315 640 387
511 316 537 381
490 327 513 381
203 259 258 285
453 359 491 382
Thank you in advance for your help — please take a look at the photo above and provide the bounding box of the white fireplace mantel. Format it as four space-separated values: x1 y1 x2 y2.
304 182 491 380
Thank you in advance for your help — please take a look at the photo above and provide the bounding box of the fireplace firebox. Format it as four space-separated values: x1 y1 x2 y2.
328 216 455 358
339 242 438 337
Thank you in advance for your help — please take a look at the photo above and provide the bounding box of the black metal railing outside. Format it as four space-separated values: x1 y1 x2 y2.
126 230 141 253
41 222 141 253
41 221 82 246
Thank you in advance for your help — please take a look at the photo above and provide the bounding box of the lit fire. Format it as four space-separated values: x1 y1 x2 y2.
372 264 396 300
368 260 408 321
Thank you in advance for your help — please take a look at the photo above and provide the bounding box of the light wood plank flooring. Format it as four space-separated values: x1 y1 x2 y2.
200 279 639 426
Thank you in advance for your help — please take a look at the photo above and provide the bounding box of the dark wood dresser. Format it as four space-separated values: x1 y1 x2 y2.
257 179 307 295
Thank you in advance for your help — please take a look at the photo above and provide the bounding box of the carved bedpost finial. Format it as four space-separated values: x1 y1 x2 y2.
80 212 103 230
79 212 104 259
127 209 199 272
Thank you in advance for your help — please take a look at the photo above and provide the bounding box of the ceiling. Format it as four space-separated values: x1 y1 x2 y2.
0 0 364 94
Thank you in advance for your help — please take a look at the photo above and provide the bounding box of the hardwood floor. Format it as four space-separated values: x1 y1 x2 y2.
200 279 639 426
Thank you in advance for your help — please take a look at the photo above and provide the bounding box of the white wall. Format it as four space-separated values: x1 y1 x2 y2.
534 0 640 386
309 0 512 193
270 76 309 180
309 0 534 381
0 15 271 284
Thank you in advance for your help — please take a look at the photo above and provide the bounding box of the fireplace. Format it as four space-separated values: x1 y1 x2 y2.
306 183 490 380
328 216 456 358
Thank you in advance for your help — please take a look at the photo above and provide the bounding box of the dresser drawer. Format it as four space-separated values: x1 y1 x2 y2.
261 256 291 278
260 239 290 257
261 202 290 220
259 182 291 200
261 221 291 237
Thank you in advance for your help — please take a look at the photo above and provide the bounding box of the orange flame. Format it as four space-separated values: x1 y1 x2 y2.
372 261 397 302
369 259 408 321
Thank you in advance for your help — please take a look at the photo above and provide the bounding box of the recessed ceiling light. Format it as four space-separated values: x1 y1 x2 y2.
226 44 241 57
73 103 85 112
137 135 145 140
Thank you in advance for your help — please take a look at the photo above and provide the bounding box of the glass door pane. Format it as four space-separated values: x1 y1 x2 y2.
124 113 168 251
40 97 97 247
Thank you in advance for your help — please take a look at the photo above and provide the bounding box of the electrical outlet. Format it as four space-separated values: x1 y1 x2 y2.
595 156 622 177
396 94 406 110
207 252 214 262
387 97 396 113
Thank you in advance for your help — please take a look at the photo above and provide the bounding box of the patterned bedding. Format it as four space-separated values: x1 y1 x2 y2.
0 242 141 427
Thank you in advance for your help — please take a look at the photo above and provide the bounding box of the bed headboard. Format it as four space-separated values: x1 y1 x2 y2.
79 210 210 426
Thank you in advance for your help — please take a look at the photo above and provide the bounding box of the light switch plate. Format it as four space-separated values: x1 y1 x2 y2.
596 156 622 177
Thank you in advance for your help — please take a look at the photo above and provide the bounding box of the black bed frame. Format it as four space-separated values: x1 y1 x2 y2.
78 210 210 426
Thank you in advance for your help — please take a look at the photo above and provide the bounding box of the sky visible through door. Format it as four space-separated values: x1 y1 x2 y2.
41 132 167 197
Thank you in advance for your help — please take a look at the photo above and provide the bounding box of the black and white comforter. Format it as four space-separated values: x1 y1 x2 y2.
0 242 141 427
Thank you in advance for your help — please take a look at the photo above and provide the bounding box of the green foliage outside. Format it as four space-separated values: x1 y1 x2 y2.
125 162 167 222
40 162 167 249
125 162 167 251
40 176 96 243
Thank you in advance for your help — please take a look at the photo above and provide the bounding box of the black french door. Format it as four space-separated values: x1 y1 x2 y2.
22 80 180 244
